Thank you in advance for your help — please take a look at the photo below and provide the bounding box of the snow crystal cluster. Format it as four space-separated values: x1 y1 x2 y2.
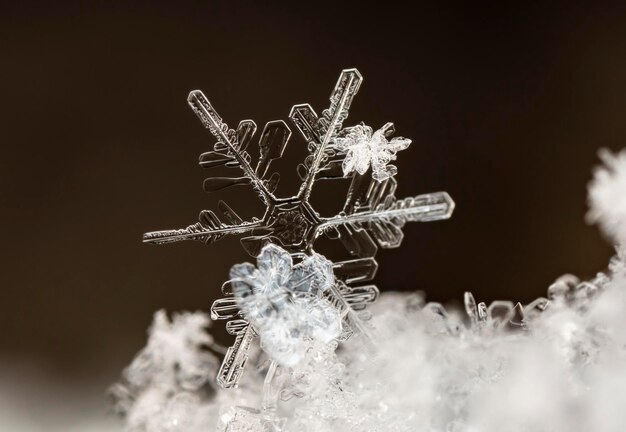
112 148 626 431
229 244 341 367
110 311 219 431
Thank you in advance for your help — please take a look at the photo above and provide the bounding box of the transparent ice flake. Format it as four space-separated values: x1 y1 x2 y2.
143 68 455 388
334 122 412 182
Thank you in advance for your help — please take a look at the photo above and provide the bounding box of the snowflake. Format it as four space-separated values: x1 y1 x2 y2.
335 122 411 182
229 243 341 367
144 69 455 388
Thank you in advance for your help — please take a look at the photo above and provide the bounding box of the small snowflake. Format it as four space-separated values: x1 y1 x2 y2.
334 122 412 182
230 244 341 367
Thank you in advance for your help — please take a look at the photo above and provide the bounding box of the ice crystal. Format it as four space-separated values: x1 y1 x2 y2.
229 244 341 367
143 68 454 389
334 123 411 182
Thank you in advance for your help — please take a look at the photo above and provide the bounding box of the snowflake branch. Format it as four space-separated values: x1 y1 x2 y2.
297 69 363 201
188 90 272 204
143 220 263 245
315 192 455 234
217 320 256 389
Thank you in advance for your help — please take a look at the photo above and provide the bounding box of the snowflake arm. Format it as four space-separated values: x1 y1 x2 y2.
142 218 263 245
318 191 455 232
292 69 363 201
219 319 256 389
187 91 273 204
144 97 292 247
316 175 454 254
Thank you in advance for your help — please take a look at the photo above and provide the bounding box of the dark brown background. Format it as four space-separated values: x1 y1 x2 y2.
1 1 624 384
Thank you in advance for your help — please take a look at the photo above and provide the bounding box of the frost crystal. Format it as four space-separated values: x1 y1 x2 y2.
143 68 455 389
229 244 341 367
334 123 411 182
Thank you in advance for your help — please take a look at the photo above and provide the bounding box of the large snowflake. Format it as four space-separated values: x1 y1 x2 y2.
144 69 455 388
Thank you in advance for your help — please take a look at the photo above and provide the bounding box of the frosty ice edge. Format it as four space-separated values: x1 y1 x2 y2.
143 68 455 388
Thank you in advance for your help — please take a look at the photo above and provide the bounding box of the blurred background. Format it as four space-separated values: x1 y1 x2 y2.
1 0 625 410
